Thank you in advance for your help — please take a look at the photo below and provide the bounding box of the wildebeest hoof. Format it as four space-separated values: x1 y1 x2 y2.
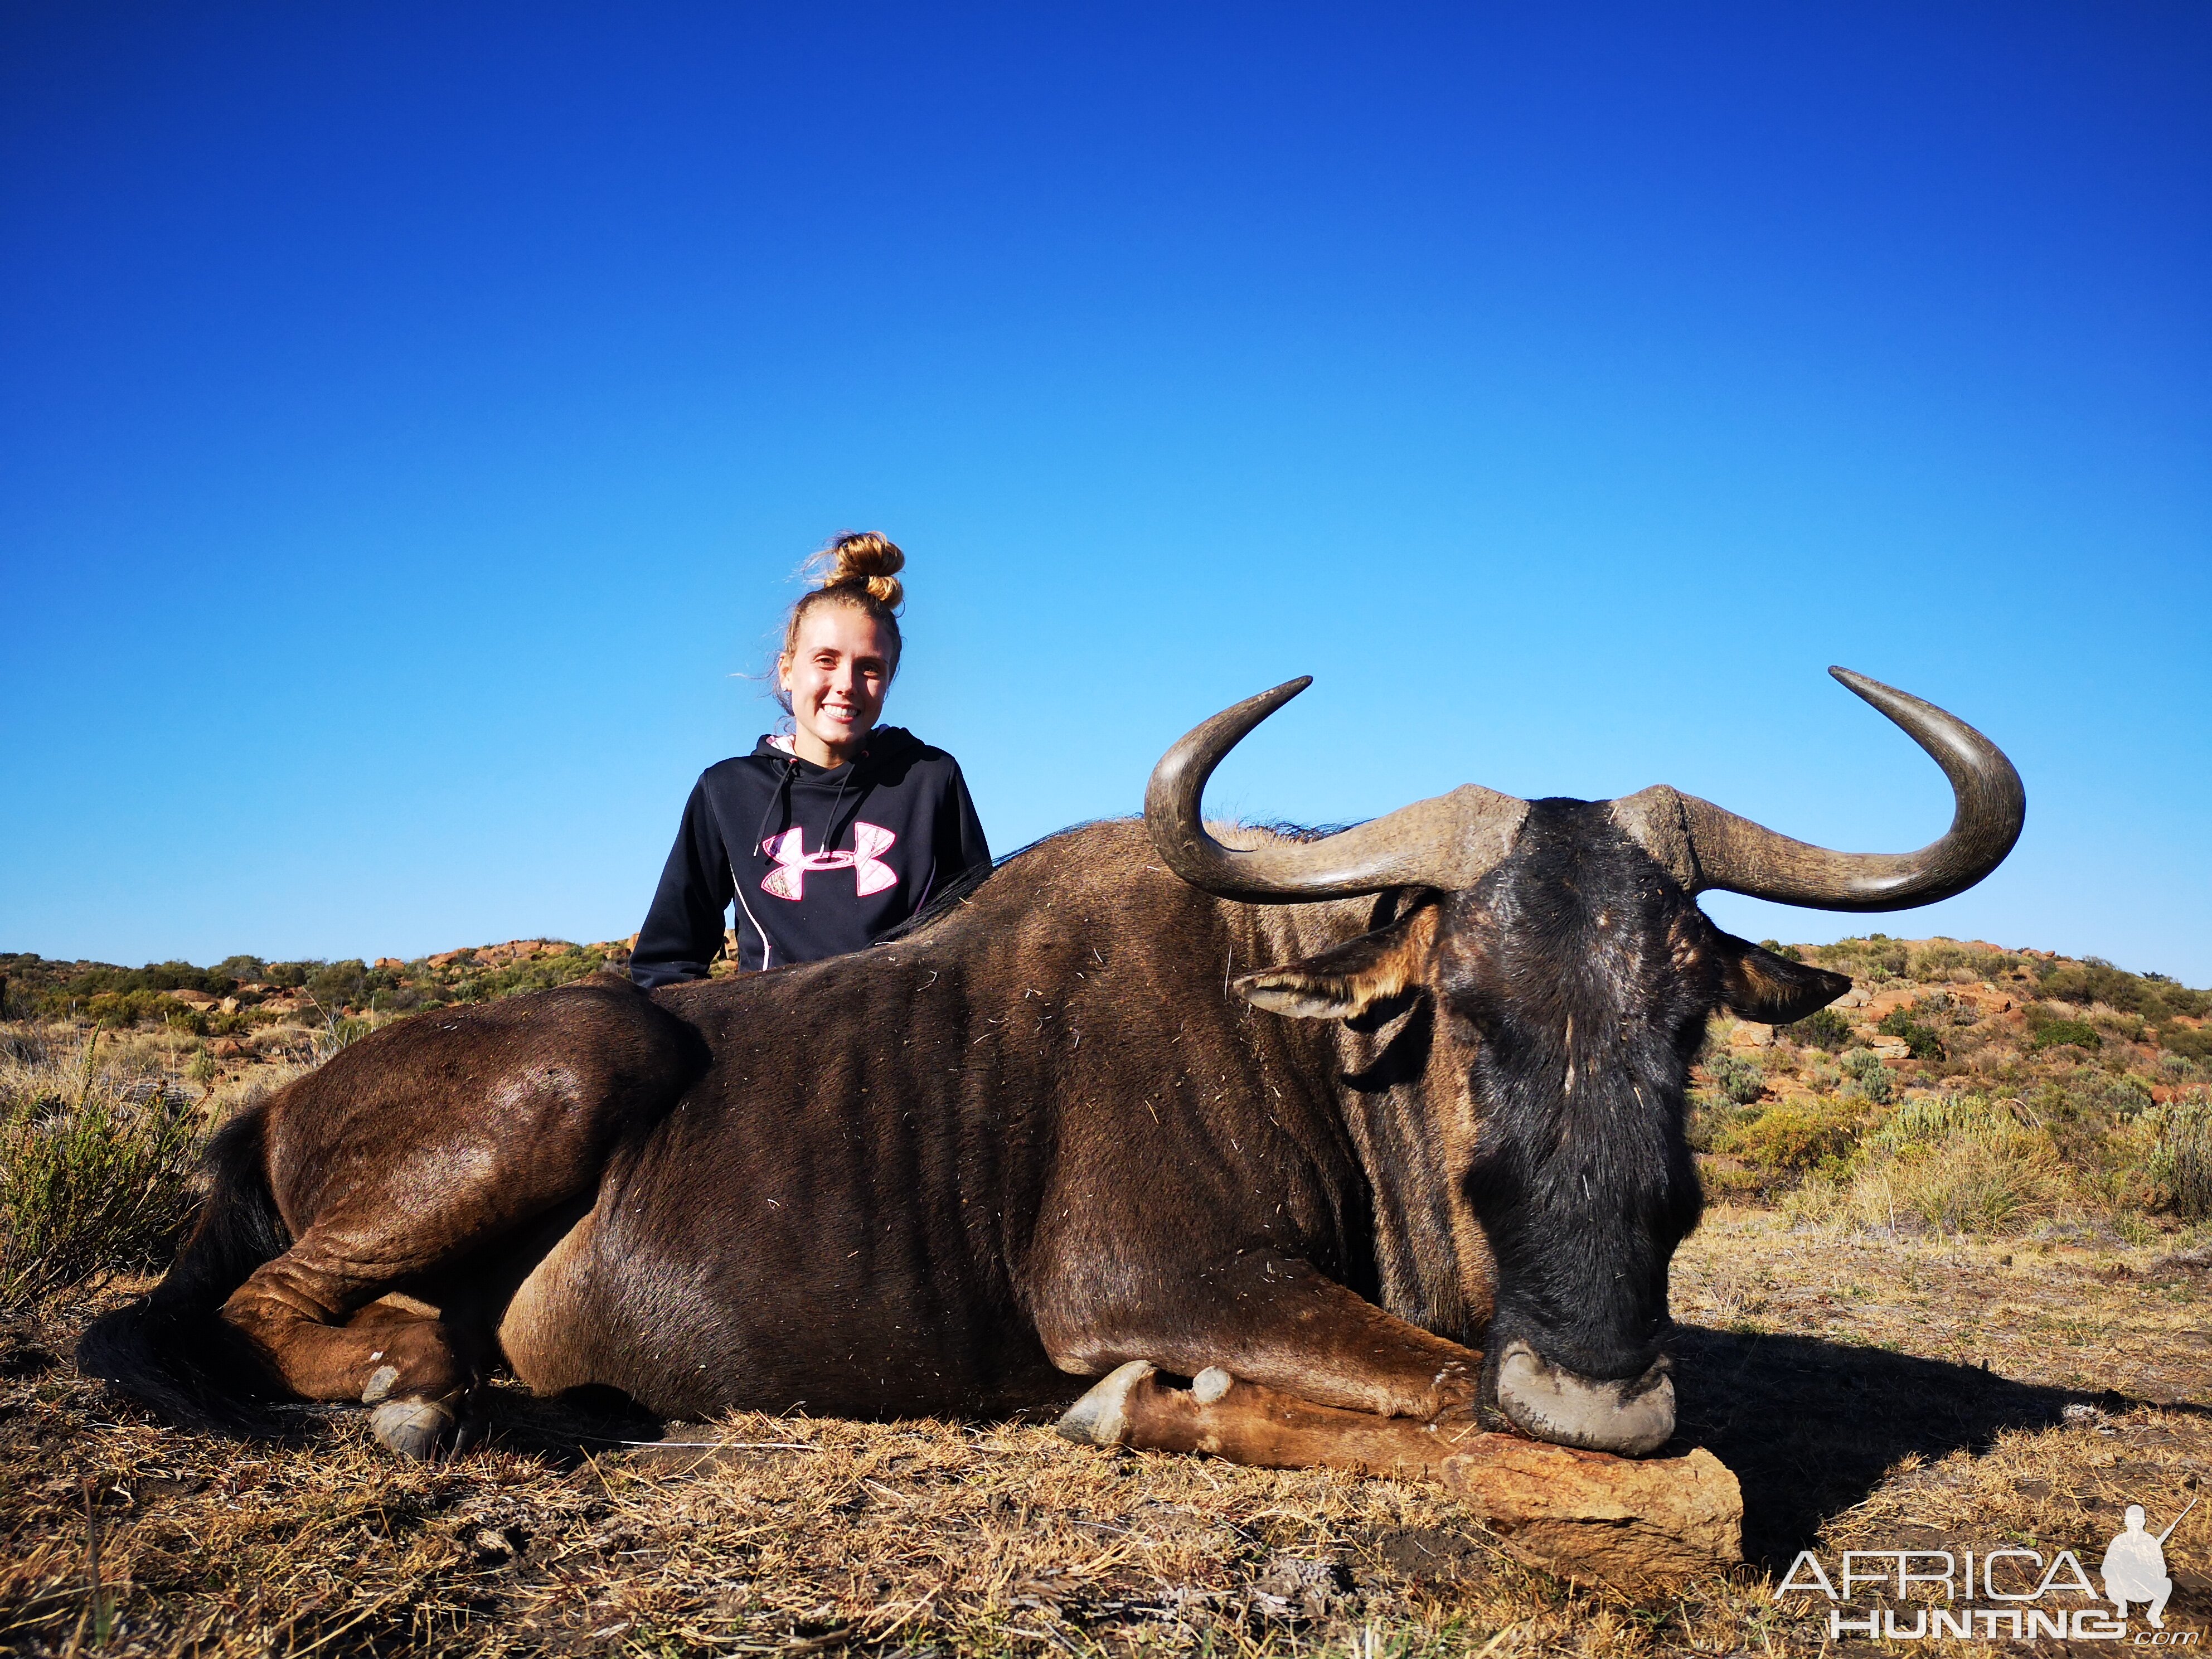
370 1396 460 1460
1191 1365 1234 1405
360 1364 401 1405
1493 1340 1675 1457
1056 1360 1156 1447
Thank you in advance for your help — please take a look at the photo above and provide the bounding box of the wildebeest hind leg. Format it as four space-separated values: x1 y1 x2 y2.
216 979 703 1456
220 1228 481 1455
219 1152 614 1454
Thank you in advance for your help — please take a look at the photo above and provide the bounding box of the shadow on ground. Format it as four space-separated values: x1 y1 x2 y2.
1671 1323 2120 1566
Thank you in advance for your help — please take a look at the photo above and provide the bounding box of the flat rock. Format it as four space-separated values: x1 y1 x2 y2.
1439 1435 1742 1589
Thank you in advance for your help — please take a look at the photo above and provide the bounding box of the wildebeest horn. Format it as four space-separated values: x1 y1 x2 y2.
1609 667 2025 911
1145 678 1530 901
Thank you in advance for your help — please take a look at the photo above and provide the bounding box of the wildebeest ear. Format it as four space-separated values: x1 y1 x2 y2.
1233 906 1438 1021
1715 933 1852 1025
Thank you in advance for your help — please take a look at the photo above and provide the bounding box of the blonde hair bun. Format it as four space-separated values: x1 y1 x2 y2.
816 531 905 611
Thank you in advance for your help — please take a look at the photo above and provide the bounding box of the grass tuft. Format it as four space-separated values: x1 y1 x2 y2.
0 1025 208 1311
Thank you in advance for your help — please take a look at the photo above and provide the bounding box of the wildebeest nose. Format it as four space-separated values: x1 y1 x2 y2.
1493 1339 1675 1458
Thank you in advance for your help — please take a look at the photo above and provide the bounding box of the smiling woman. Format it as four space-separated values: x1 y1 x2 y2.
627 534 992 984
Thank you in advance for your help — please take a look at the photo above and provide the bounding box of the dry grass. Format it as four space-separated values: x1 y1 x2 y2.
4 1210 2209 1656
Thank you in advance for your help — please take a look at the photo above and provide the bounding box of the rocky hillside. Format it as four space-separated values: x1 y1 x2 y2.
1689 935 2210 1235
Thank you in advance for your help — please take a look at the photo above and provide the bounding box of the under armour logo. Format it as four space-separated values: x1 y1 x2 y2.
760 823 899 901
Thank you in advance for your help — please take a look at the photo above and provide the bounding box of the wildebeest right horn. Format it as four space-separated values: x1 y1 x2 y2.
1609 667 2025 911
1144 678 1530 902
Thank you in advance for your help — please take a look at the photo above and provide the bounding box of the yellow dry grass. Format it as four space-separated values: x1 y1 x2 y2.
4 1207 2208 1656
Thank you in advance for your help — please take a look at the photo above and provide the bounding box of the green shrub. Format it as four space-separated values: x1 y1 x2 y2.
1709 1053 1767 1105
2039 958 2212 1023
81 989 177 1029
1909 942 2027 982
1867 1094 2018 1153
1686 1095 1757 1154
305 959 369 1010
1 1034 207 1308
1846 1095 2059 1235
1813 937 1908 981
1783 1007 1854 1051
1732 1098 1860 1175
2165 1028 2212 1065
2029 1017 2102 1053
2147 1093 2212 1221
1841 1049 1896 1105
1878 1008 1947 1061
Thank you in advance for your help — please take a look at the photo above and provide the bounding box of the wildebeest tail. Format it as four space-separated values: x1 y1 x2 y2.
75 1102 291 1434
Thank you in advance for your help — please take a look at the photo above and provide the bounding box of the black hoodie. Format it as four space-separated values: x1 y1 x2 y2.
629 727 990 988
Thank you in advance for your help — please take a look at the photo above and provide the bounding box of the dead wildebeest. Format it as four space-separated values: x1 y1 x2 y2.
84 668 2020 1474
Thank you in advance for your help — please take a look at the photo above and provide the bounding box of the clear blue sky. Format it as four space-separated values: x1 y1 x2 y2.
4 4 2208 982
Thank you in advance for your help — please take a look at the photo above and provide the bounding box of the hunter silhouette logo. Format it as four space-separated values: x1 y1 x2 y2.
1776 1495 2201 1643
2105 1498 2196 1630
760 823 899 901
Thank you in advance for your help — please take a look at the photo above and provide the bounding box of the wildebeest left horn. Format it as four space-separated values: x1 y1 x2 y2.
1145 678 1530 901
1609 667 2025 911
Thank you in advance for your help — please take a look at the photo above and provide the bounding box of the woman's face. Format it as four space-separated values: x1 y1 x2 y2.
779 601 895 767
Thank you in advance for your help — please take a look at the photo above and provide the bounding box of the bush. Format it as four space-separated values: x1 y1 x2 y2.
1731 1097 1861 1176
1813 937 1909 982
2147 1093 2212 1222
1 1031 207 1308
1909 942 2027 983
2039 958 2212 1023
1893 1134 2054 1233
1878 1008 1947 1061
305 959 368 1011
1783 1007 1855 1051
2029 1017 2103 1053
1841 1049 1896 1105
1709 1053 1767 1105
2165 1028 2212 1065
1833 1095 2060 1235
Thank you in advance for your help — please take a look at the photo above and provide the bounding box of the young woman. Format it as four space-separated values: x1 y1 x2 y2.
629 533 991 988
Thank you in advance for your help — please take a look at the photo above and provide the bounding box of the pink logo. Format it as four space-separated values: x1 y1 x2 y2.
760 823 899 901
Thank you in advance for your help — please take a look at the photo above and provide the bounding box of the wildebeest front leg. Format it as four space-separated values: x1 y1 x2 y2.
1060 1362 1479 1477
1040 1253 1480 1426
